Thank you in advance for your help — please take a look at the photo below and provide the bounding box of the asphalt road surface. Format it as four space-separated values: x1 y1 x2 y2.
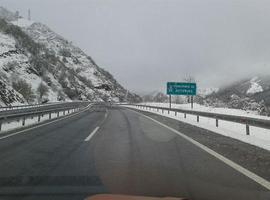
0 104 269 200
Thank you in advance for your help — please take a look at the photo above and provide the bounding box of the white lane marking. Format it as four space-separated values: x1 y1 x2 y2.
84 126 100 142
129 108 270 191
0 104 92 140
84 108 107 142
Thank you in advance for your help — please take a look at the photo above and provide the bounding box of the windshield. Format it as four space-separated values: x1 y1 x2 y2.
0 0 269 200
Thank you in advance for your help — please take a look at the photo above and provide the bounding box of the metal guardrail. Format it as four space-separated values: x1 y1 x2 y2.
134 104 270 135
0 102 91 132
0 101 87 111
0 103 52 111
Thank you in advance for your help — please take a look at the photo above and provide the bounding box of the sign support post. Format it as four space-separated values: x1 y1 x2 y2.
169 95 171 109
191 96 194 109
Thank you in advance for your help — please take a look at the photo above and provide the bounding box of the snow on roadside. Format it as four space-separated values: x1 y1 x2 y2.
124 105 270 152
1 110 70 133
140 102 270 120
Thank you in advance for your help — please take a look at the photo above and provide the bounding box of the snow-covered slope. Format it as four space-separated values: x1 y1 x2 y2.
246 77 263 94
0 28 66 104
0 7 141 105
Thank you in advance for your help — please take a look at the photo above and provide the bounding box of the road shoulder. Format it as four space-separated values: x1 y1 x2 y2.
125 107 270 182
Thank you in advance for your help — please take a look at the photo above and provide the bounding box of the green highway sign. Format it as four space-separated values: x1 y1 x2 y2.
167 82 197 95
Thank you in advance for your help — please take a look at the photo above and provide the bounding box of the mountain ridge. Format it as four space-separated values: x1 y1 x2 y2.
0 7 141 105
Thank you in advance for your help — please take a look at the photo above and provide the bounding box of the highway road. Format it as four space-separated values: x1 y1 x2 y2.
0 104 269 200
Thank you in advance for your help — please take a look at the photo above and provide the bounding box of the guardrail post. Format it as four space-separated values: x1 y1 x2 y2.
0 121 2 131
49 113 51 119
175 111 177 116
216 119 219 127
168 110 170 114
57 112 59 117
68 109 70 114
197 116 199 122
162 109 164 114
246 124 250 135
184 113 186 118
22 117 25 126
38 115 41 122
63 111 65 115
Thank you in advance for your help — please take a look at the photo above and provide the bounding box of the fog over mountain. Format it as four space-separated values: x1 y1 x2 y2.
1 0 270 93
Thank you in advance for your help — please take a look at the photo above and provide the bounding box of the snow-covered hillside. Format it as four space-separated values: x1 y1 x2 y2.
198 87 219 97
0 7 141 105
0 29 65 105
246 77 263 94
205 76 270 115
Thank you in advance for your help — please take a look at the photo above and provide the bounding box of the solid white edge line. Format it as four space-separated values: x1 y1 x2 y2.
84 126 100 142
0 104 92 140
128 108 270 191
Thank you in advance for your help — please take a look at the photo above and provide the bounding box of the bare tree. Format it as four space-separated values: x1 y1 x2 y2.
183 75 196 103
174 95 184 104
183 75 195 83
12 79 35 103
37 82 49 102
57 90 65 101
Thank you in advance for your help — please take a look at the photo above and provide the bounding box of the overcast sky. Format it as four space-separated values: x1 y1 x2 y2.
1 0 270 93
